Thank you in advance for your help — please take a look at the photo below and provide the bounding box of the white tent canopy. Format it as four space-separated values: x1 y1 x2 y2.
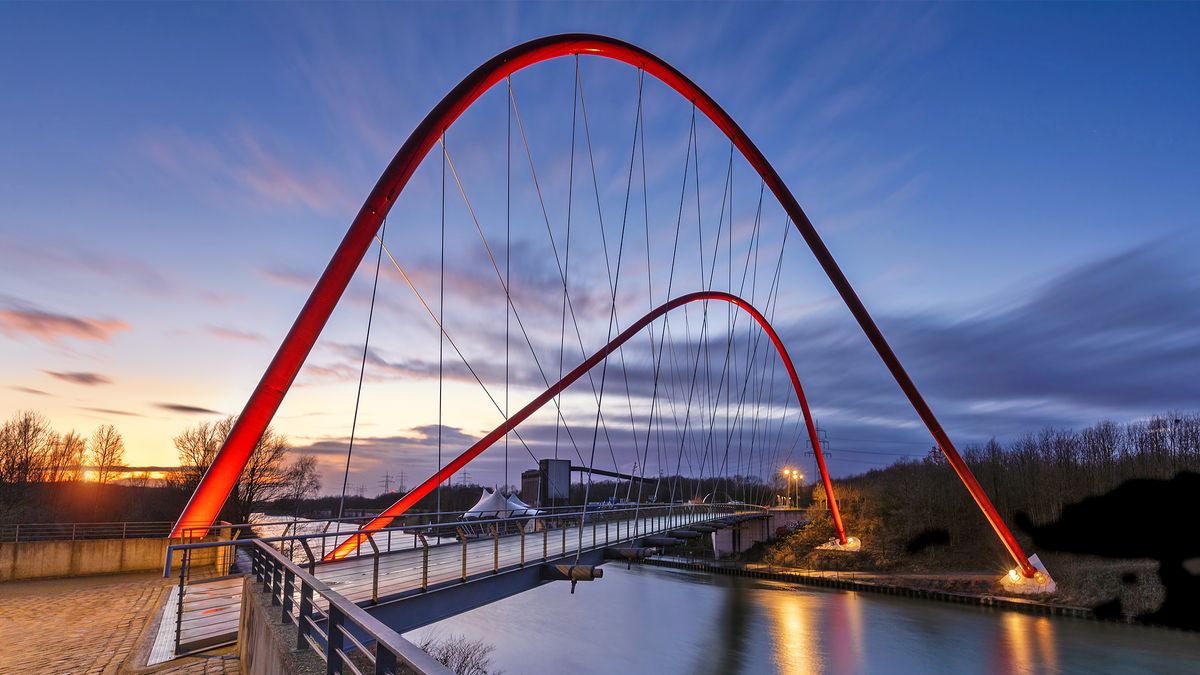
461 488 543 519
462 488 512 519
505 493 541 518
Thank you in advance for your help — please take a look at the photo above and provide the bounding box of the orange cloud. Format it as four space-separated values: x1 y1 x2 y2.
0 308 129 344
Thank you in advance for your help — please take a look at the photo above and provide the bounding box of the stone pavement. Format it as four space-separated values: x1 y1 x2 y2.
0 572 239 674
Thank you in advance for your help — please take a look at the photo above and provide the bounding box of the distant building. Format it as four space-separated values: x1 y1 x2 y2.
521 469 541 506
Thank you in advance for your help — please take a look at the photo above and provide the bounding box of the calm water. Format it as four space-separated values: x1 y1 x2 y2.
405 565 1200 674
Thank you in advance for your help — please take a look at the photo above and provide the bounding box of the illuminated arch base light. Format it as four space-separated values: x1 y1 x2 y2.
1000 554 1058 595
817 536 862 552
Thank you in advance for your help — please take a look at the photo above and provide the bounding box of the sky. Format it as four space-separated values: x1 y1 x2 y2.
1 2 1197 495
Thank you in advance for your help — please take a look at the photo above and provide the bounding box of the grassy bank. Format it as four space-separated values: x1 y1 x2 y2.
761 411 1198 616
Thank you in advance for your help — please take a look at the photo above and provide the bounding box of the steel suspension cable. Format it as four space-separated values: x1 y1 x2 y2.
575 60 642 550
336 217 387 531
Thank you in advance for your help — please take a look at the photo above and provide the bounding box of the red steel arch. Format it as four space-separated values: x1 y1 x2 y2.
171 33 1037 578
328 291 844 560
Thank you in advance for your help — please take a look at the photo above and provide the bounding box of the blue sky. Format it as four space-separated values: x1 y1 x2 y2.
1 3 1197 492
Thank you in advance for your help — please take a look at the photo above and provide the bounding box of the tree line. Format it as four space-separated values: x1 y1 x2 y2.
0 410 319 526
771 410 1200 573
0 411 127 486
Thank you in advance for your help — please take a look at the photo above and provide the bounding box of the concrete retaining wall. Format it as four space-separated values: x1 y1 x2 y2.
0 536 225 582
238 576 325 675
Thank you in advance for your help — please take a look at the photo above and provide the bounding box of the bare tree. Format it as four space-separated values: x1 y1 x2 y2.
174 416 294 529
44 430 87 482
171 417 230 491
283 454 321 510
0 411 53 485
418 634 500 675
90 424 126 484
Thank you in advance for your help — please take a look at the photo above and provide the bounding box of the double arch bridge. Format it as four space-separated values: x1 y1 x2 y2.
160 32 1053 670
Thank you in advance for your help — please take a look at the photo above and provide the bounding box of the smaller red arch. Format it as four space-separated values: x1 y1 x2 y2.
327 291 846 560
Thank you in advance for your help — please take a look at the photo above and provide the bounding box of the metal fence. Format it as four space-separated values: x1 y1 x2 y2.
0 520 175 542
164 502 761 664
249 540 450 675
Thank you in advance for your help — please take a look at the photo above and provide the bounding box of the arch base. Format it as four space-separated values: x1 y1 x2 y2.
1000 553 1057 595
817 536 863 553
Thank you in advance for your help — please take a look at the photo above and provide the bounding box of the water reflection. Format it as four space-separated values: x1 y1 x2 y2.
766 588 820 673
992 612 1059 675
409 565 1200 675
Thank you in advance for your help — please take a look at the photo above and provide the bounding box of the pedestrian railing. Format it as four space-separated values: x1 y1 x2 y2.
164 502 762 659
249 539 451 675
0 520 175 542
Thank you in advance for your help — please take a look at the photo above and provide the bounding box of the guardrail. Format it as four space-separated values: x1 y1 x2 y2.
249 539 451 675
164 502 763 658
0 520 175 542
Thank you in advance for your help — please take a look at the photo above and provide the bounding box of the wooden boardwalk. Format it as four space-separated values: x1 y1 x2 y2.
171 509 718 654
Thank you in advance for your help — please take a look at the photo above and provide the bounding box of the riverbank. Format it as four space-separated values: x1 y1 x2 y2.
643 556 1102 621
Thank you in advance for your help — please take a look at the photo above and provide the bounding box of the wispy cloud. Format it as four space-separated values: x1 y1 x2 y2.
155 402 223 415
140 127 355 214
0 302 129 344
9 386 49 396
0 242 173 294
45 371 112 386
79 407 143 418
207 326 266 342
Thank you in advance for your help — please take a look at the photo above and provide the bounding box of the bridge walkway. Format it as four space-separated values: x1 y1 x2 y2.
171 507 724 654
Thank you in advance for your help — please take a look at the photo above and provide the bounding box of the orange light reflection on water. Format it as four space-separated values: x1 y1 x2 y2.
764 586 822 674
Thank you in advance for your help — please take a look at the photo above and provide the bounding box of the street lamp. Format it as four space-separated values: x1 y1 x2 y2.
782 468 802 507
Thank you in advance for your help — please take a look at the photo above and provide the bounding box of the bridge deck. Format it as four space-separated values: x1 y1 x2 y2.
172 509 716 654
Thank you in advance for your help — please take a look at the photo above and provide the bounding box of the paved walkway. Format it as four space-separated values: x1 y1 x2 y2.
0 572 238 674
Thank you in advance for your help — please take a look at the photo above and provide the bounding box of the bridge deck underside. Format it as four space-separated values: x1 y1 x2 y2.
174 509 722 653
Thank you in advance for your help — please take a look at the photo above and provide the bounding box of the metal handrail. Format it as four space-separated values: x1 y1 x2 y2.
0 520 175 543
163 502 762 574
248 540 450 674
166 502 763 662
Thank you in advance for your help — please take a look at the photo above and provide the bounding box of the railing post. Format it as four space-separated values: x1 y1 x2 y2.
375 644 398 675
262 556 273 593
299 539 317 575
417 533 429 592
542 524 548 561
326 604 346 675
365 533 380 604
461 535 468 583
562 521 568 555
605 519 609 545
493 525 500 574
282 568 295 623
175 547 188 652
271 559 283 605
71 523 77 541
296 582 314 650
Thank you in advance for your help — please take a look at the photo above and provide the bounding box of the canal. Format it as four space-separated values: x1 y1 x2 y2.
405 564 1200 674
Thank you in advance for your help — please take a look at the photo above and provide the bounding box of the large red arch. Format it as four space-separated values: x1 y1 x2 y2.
327 291 844 560
171 33 1037 578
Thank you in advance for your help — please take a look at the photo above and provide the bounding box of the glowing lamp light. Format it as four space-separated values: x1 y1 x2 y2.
1008 569 1021 582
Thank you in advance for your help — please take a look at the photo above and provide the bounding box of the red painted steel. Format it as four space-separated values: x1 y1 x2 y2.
326 291 845 560
170 33 1035 577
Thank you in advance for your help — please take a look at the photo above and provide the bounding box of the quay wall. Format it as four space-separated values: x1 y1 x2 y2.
0 536 226 581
